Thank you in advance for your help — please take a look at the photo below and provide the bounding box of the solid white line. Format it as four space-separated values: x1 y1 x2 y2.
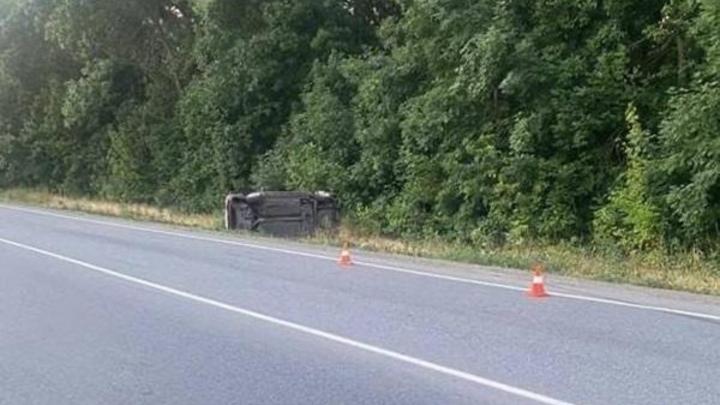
0 236 574 405
548 292 720 321
348 261 720 321
1 204 719 322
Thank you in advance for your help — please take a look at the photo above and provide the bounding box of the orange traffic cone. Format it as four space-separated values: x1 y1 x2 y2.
338 243 353 267
527 264 549 298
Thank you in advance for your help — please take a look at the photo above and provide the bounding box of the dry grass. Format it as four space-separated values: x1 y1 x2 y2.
2 187 719 295
314 226 720 296
0 188 220 230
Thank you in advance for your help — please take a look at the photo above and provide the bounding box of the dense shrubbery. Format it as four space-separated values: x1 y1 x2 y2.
1 0 719 254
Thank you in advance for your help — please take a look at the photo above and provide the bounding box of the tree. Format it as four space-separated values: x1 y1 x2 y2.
173 0 375 210
593 105 661 251
1 0 719 254
0 0 77 188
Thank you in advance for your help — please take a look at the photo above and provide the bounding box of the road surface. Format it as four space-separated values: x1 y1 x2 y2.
1 204 719 405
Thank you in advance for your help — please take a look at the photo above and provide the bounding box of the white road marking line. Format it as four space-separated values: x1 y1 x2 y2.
1 204 719 322
347 261 720 321
0 236 574 405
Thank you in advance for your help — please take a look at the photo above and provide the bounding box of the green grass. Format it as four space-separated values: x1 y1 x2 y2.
2 187 719 296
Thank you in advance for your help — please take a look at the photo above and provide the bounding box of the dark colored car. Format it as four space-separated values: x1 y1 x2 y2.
224 191 339 237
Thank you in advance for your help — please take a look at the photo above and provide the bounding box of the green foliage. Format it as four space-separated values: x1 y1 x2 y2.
1 0 720 255
646 0 720 248
59 60 142 194
279 57 357 193
594 105 661 251
172 0 375 210
657 83 720 245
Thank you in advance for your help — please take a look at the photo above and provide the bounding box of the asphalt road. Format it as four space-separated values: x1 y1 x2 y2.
1 204 719 405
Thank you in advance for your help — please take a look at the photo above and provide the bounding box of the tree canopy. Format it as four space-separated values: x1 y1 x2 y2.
1 0 719 252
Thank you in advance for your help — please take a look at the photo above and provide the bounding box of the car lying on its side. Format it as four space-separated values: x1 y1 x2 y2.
224 191 339 237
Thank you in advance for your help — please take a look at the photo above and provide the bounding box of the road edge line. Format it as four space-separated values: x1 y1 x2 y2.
1 203 718 322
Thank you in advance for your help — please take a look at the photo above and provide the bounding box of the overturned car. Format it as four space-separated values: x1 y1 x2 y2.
224 191 340 237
